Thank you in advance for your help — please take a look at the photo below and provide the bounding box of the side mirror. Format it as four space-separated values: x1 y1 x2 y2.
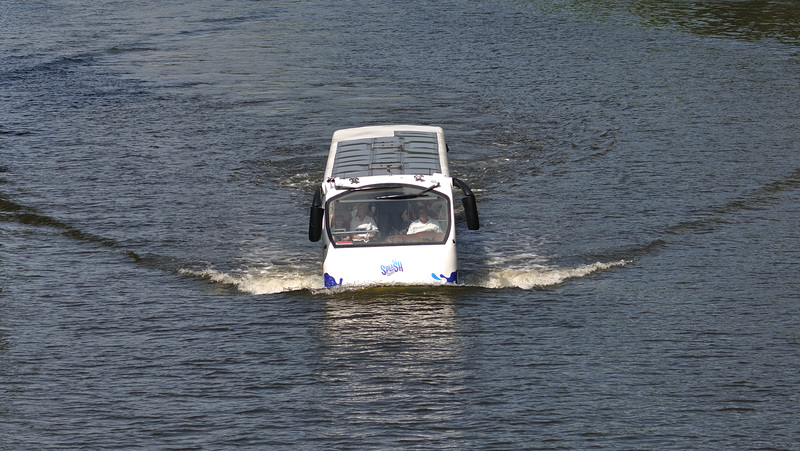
309 205 324 242
308 186 324 242
453 177 480 230
462 194 480 230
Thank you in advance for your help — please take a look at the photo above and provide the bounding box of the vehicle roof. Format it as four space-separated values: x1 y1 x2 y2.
324 125 449 179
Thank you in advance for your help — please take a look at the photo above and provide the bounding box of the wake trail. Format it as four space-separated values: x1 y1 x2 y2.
179 259 630 294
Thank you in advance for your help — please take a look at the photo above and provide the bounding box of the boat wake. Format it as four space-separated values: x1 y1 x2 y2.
465 260 629 290
179 265 324 295
179 259 629 295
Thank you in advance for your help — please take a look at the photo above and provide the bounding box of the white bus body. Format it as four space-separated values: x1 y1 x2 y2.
309 125 479 288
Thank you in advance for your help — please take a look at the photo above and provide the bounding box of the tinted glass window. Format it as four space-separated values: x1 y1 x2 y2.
327 185 451 247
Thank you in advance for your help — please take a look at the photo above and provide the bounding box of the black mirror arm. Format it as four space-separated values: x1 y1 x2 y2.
452 177 480 230
308 186 324 242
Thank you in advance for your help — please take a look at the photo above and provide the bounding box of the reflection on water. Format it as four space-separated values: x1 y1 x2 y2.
574 0 800 44
318 290 463 370
634 0 800 43
314 291 467 434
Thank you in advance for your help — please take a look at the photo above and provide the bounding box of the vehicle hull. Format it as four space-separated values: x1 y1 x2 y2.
322 240 458 287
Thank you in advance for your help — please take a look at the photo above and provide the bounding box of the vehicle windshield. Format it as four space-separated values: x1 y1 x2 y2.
327 185 451 247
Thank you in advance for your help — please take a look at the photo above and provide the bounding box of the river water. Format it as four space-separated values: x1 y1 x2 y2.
2 0 799 448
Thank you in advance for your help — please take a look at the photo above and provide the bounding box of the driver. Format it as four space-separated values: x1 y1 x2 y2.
351 203 378 241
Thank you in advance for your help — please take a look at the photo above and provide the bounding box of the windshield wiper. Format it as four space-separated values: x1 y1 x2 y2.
375 182 441 200
334 184 407 193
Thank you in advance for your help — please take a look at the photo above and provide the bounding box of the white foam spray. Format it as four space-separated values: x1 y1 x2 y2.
179 266 323 295
180 259 629 294
468 260 629 289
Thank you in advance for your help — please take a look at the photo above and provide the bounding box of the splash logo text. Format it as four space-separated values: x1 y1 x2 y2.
381 260 404 277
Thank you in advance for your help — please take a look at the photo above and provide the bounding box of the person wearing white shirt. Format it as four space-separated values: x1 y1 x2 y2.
406 207 442 235
351 203 378 241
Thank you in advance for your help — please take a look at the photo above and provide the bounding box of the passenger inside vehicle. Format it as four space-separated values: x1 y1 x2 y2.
407 207 442 235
